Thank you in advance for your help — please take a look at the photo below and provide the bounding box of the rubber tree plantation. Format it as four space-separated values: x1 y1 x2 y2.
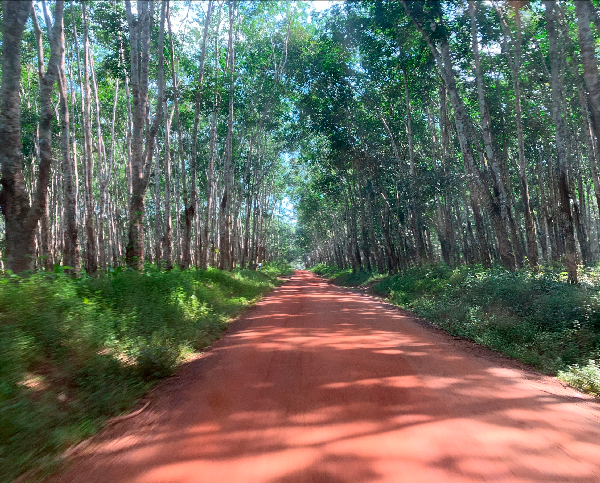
3 0 600 481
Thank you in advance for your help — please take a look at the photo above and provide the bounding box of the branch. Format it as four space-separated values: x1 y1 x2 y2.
31 2 45 78
490 1 516 71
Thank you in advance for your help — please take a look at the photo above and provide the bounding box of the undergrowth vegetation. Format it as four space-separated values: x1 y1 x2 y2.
312 263 600 397
311 264 385 286
0 265 288 482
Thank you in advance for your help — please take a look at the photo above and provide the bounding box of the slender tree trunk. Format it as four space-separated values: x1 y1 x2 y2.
79 3 98 274
58 48 81 275
89 43 108 271
117 5 133 200
185 0 213 269
219 0 235 271
162 102 174 270
546 0 578 282
125 0 166 270
576 0 600 144
167 8 185 268
403 69 425 264
153 143 162 268
0 2 61 274
439 86 458 264
402 3 510 269
468 1 517 269
496 4 538 267
36 6 63 261
575 0 600 221
203 7 222 269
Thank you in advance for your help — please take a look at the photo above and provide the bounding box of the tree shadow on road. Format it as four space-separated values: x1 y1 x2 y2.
53 272 600 483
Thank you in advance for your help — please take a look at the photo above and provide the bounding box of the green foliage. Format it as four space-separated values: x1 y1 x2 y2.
559 361 600 397
0 267 283 482
375 264 600 374
311 264 384 286
310 263 345 277
259 261 295 277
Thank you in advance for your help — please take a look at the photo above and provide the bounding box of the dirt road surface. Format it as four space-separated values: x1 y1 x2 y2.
54 271 600 483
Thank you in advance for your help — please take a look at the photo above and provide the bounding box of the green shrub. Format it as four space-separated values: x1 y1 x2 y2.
310 263 349 278
559 361 600 397
310 264 385 287
0 265 283 482
261 261 294 276
135 337 182 381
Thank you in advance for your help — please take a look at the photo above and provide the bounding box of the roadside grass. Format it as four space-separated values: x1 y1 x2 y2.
312 263 600 397
311 263 385 286
261 260 295 277
0 265 289 482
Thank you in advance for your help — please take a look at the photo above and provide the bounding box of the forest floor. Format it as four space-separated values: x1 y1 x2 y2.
50 270 600 483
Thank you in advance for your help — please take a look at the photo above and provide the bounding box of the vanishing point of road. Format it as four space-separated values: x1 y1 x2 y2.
55 271 600 483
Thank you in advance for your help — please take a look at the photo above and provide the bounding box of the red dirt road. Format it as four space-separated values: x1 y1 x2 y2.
55 270 600 483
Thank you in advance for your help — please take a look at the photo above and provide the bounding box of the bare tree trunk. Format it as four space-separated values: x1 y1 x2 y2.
153 143 162 268
438 86 458 265
0 1 61 274
468 1 517 269
203 6 222 269
162 101 174 270
185 0 213 269
79 3 98 274
58 42 80 274
402 2 509 269
494 3 538 267
219 0 235 271
403 69 425 264
89 40 108 271
546 0 578 282
576 0 600 216
125 0 166 270
166 8 185 268
117 2 133 200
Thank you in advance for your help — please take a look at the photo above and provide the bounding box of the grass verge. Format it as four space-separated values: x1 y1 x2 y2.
312 263 600 397
1 264 289 482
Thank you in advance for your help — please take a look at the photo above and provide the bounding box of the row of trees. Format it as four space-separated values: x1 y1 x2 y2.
0 0 301 274
296 0 600 283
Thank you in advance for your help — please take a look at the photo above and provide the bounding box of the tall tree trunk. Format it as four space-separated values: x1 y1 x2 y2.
402 2 509 269
219 0 235 271
495 3 538 267
205 55 221 267
153 143 162 268
569 51 600 217
79 3 98 274
117 3 133 200
125 0 165 270
438 86 458 265
546 0 578 282
166 7 185 268
575 0 600 217
468 1 517 269
576 0 600 140
0 2 62 274
185 0 213 269
58 54 80 273
105 78 119 269
163 101 174 270
203 6 222 269
89 39 108 271
404 69 426 264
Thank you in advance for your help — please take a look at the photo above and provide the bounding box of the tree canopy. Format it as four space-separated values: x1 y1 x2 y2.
0 0 600 282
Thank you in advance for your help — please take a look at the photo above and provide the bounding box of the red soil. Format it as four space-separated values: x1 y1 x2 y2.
53 270 600 482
